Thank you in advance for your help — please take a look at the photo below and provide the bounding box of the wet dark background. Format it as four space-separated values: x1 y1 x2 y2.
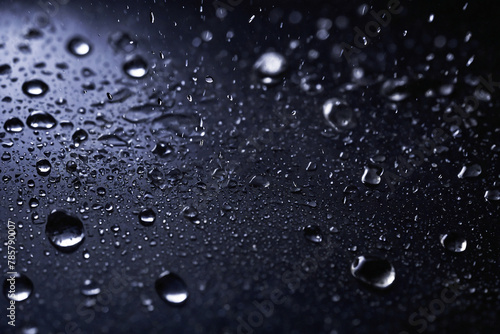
1 0 499 333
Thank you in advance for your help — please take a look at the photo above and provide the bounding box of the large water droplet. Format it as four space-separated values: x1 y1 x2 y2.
45 211 85 252
152 142 174 157
67 36 92 57
72 129 88 144
440 233 467 253
123 56 148 78
351 255 396 289
484 189 500 201
457 164 482 178
139 208 156 226
323 98 356 131
26 110 57 129
22 79 49 97
304 225 322 243
155 271 188 305
253 51 287 84
361 165 383 186
36 159 51 176
3 273 33 301
4 118 24 133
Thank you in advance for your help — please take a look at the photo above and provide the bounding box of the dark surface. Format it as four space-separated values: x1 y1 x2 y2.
0 0 499 333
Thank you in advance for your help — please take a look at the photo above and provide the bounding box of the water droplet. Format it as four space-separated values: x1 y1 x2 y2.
123 56 148 78
3 273 33 301
26 110 57 129
351 255 396 289
139 208 156 226
150 11 155 23
457 164 482 178
108 31 137 53
205 76 214 83
440 233 467 253
323 98 356 131
484 189 500 201
0 64 12 75
381 77 409 101
304 225 322 243
45 211 85 252
22 79 49 97
72 129 88 144
81 279 101 296
66 160 77 172
4 118 24 133
152 142 174 157
36 159 51 176
67 37 92 57
155 271 188 305
182 206 199 221
253 51 287 84
361 165 383 186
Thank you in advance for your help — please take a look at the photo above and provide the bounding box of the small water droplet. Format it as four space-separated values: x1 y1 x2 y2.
26 110 57 129
123 56 148 78
304 225 322 243
45 211 85 252
351 255 396 289
3 273 33 301
67 37 92 57
440 233 467 253
155 271 188 305
36 159 51 176
205 76 214 83
22 79 49 97
139 208 156 226
4 118 24 133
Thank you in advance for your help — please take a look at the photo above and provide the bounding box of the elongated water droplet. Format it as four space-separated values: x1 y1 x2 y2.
484 189 500 201
3 273 33 301
457 164 482 178
45 211 85 252
81 279 101 296
4 118 24 133
381 77 409 101
152 142 173 157
22 79 49 97
26 110 57 129
351 255 395 289
155 271 188 305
